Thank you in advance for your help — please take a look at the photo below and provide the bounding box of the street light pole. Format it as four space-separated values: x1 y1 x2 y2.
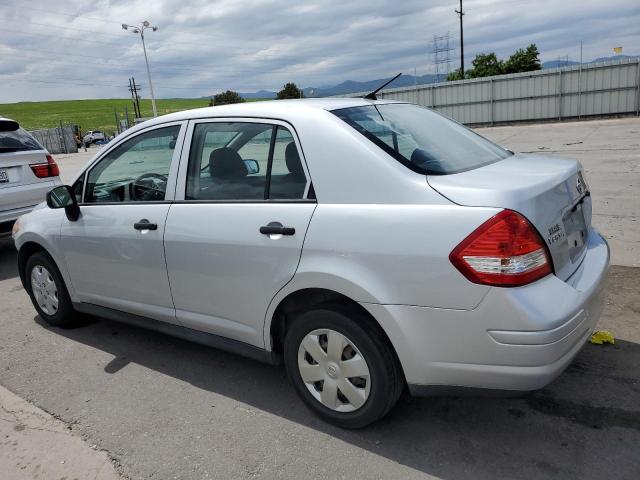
122 21 158 117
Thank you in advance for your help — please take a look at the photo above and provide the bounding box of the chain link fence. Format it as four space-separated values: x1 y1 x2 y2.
29 124 78 154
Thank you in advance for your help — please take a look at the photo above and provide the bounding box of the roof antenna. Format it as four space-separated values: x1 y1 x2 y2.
364 73 402 100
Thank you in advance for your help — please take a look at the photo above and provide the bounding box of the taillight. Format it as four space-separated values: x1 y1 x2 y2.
30 154 59 178
449 209 552 287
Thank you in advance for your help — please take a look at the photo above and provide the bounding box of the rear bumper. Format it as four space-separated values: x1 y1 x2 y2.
0 204 43 237
362 228 610 393
1 180 57 222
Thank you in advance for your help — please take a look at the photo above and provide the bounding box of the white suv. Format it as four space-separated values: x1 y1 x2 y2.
0 117 61 237
82 130 106 145
12 100 609 427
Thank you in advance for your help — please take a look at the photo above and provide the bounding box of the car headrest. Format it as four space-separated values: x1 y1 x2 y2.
285 142 304 176
209 147 248 180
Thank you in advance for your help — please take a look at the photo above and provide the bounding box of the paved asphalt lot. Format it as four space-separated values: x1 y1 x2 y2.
1 117 639 479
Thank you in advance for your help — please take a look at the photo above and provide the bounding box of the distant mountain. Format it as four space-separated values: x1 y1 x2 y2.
302 74 443 97
217 54 640 101
543 54 639 69
239 90 276 99
542 60 580 69
589 54 639 63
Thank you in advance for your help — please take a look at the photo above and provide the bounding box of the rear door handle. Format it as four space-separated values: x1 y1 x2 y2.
260 222 295 236
134 219 158 231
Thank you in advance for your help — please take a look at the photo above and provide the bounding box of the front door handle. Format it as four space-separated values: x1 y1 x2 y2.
134 219 158 231
260 222 295 236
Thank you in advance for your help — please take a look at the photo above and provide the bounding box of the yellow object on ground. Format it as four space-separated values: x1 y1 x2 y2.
589 330 615 345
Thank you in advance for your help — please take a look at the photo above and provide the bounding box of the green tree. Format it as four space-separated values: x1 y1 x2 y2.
466 52 504 78
277 82 304 99
503 44 541 74
213 90 245 106
447 68 465 81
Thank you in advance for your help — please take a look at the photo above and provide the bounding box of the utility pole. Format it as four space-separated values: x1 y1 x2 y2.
128 77 142 118
455 0 465 77
122 21 159 117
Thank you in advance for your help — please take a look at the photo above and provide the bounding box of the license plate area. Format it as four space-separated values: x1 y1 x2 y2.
563 201 588 263
0 169 9 183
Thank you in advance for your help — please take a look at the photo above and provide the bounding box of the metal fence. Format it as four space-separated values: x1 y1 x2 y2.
340 58 640 126
29 124 78 154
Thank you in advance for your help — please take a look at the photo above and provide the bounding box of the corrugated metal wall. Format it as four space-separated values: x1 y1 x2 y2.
340 59 640 125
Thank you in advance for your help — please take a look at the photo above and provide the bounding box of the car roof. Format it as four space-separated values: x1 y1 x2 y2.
129 98 406 133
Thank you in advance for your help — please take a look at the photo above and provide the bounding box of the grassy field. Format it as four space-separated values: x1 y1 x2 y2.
0 98 269 135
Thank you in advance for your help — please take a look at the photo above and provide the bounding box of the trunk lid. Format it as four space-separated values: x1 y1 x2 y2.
429 154 592 281
0 150 50 188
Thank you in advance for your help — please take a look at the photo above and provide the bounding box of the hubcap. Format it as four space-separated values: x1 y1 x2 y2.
30 265 59 316
297 328 371 412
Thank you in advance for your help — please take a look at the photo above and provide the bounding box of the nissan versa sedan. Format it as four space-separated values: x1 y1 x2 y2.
12 99 609 428
1 117 61 237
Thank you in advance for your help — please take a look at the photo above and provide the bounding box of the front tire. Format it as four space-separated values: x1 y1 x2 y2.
25 252 77 327
284 305 403 428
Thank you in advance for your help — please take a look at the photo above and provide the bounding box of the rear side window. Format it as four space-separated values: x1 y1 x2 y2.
332 104 510 175
0 128 42 153
185 122 307 201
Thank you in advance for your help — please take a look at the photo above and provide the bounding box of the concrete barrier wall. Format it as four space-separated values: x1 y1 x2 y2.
338 59 640 125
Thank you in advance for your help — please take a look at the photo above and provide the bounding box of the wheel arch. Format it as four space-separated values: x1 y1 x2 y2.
266 286 405 382
17 241 48 292
17 239 75 302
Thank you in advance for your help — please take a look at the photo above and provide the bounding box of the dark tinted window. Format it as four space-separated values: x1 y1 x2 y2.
333 104 510 175
0 128 42 153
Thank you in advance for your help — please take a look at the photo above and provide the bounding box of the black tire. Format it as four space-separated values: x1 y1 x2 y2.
25 252 77 327
284 304 404 428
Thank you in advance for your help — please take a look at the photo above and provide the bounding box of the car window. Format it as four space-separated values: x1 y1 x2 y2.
186 122 271 201
268 127 306 199
0 128 42 153
333 104 510 175
186 122 307 201
84 125 180 203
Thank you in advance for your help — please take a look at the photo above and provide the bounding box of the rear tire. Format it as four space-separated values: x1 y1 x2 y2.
284 304 403 428
25 252 77 327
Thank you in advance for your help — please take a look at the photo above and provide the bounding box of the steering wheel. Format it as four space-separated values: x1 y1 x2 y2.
131 172 167 201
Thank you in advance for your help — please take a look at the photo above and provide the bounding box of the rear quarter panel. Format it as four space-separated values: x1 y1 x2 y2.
295 204 499 308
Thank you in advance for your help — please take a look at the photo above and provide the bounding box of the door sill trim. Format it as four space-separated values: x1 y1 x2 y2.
73 302 281 365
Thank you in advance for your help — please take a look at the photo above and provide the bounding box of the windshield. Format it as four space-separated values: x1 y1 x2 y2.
332 103 511 175
0 128 42 153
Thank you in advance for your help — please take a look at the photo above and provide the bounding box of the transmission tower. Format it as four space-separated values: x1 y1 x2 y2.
433 33 454 81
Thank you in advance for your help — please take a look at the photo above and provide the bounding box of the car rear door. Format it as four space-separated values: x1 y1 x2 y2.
59 122 186 323
164 119 316 348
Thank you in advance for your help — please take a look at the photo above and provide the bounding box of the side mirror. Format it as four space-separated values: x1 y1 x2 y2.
244 159 260 175
46 185 81 221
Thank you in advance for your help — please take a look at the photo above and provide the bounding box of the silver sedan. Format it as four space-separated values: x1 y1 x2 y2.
12 99 609 428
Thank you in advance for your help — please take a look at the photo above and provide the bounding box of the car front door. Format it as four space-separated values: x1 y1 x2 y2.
164 119 316 347
60 122 185 324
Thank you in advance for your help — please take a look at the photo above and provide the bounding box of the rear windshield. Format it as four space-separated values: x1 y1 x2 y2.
332 103 511 175
0 128 42 153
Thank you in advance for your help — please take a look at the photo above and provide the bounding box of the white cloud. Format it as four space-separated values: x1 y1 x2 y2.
0 0 638 102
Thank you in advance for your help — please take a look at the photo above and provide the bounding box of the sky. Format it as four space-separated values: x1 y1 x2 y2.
0 0 638 103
